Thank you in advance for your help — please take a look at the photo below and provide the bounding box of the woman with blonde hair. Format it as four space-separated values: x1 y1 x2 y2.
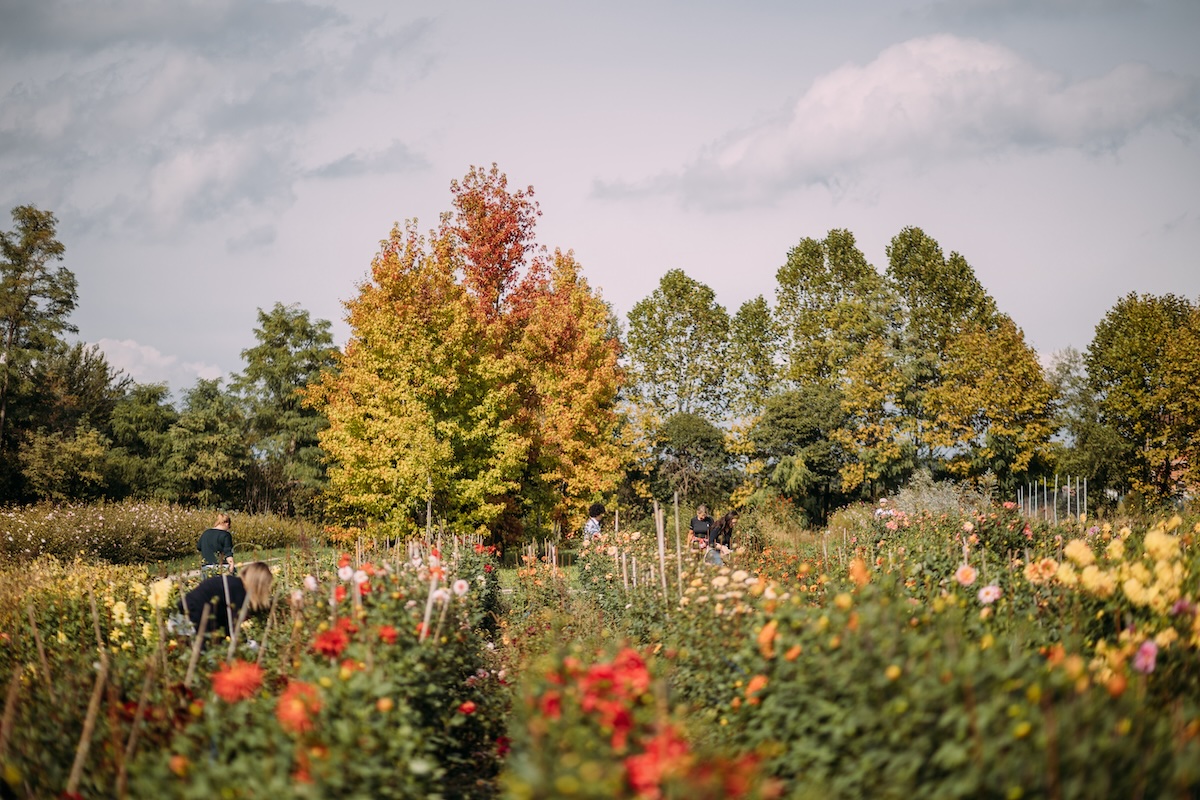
182 561 274 640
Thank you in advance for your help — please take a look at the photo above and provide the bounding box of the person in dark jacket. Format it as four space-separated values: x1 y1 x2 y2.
182 561 273 640
198 513 235 573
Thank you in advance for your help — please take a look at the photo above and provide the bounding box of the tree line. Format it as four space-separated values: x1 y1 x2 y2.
3 169 1197 537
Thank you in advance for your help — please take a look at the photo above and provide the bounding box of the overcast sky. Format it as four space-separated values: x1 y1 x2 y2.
2 0 1198 397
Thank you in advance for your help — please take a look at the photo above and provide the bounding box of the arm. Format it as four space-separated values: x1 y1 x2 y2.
222 531 235 568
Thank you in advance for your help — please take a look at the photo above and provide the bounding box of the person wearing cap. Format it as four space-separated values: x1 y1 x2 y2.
583 503 605 541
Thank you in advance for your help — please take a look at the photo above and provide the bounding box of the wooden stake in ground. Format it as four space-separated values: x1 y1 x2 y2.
65 658 108 795
0 665 23 763
25 605 52 695
115 660 157 799
184 604 211 688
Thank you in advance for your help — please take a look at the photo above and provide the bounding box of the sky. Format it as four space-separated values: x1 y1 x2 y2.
2 0 1198 397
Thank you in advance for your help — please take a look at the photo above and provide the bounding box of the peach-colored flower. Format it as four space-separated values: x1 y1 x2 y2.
954 564 978 587
276 681 322 734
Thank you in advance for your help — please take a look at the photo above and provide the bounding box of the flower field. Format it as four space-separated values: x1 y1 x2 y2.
2 503 1199 797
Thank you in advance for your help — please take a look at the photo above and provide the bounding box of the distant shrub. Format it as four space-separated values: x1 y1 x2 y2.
0 501 313 564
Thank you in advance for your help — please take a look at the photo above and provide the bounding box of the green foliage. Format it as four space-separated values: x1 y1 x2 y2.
1087 292 1196 503
653 412 734 510
775 228 893 387
0 205 76 455
727 295 779 420
231 302 339 516
18 423 111 502
749 386 848 524
169 379 250 507
625 269 730 421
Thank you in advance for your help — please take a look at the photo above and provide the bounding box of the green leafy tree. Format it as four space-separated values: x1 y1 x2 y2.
230 302 339 516
1048 348 1126 504
168 379 249 508
0 206 76 452
886 227 1000 467
625 269 730 422
653 412 733 509
1086 292 1194 503
748 386 848 524
727 295 779 421
18 423 110 502
108 382 179 500
775 229 893 388
25 342 130 436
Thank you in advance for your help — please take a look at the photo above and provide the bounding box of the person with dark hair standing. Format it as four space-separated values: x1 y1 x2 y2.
689 505 713 546
584 503 605 541
709 510 740 550
198 513 235 574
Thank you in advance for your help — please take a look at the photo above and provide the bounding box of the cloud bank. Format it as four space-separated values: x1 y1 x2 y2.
598 35 1199 208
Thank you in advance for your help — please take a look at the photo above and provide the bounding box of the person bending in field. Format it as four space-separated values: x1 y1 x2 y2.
182 561 274 641
689 505 713 547
198 512 236 574
709 510 740 550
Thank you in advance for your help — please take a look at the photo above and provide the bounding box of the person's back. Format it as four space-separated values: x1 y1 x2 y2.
198 513 235 572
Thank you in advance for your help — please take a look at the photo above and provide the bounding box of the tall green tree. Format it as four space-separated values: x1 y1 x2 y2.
727 295 779 421
833 338 914 496
1086 292 1194 503
748 386 848 524
653 411 734 509
0 206 76 452
109 382 179 500
886 227 1000 466
18 423 110 502
168 379 249 508
1162 306 1200 495
625 269 730 422
775 229 893 388
231 303 338 516
1048 348 1126 507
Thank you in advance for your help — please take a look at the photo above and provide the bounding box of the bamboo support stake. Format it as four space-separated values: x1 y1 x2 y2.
25 604 52 692
184 604 211 688
257 600 278 668
65 658 108 795
226 600 252 661
116 660 157 799
0 665 22 762
655 506 669 608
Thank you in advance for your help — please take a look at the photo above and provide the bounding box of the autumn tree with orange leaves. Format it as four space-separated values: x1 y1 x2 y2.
307 165 624 540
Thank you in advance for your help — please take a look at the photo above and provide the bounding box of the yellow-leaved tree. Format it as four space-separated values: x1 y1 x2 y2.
307 166 624 540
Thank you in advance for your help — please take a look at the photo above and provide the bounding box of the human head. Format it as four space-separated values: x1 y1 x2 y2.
241 561 274 611
588 502 606 520
696 505 709 517
214 512 232 530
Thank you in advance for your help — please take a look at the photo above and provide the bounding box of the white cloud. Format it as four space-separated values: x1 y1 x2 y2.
94 338 222 394
604 34 1199 208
